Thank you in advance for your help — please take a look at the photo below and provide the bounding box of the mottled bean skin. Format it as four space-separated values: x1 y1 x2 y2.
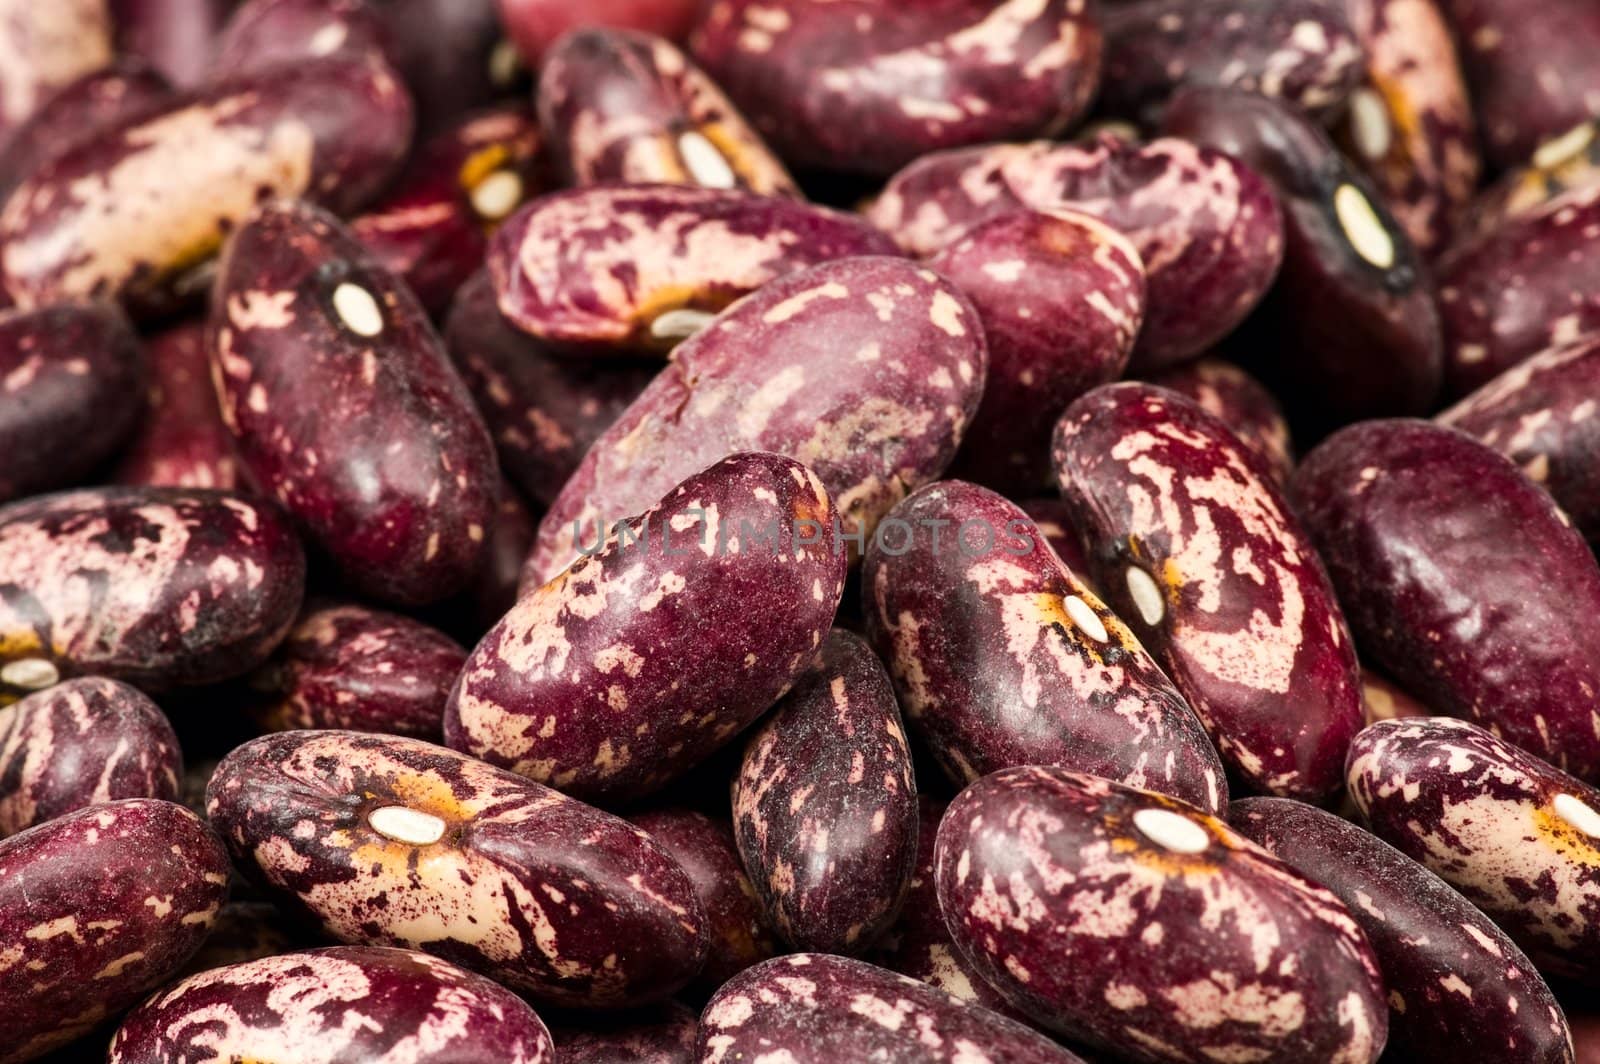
209 200 498 607
449 452 847 803
114 322 245 491
1147 359 1294 486
210 0 395 78
1464 120 1600 242
489 185 898 354
550 1002 699 1064
1053 383 1364 801
690 0 1103 178
0 54 413 317
865 481 1226 812
445 271 656 508
0 0 113 145
207 729 709 1007
937 768 1387 1062
1019 497 1093 577
732 630 917 954
526 257 986 584
538 28 795 196
110 946 554 1063
869 136 1285 369
699 953 1087 1064
0 486 305 691
1348 717 1600 985
936 209 1145 495
0 799 230 1064
110 0 232 88
1291 419 1600 782
0 301 146 504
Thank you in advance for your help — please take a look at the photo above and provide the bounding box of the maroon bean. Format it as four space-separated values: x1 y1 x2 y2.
1463 120 1600 242
209 200 498 607
1018 497 1093 577
498 0 699 66
1147 358 1294 486
1291 419 1600 782
375 0 522 137
549 1001 699 1064
209 0 394 79
114 322 246 491
0 0 114 145
110 0 233 88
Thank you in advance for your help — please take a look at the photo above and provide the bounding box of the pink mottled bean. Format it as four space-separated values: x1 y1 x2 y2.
114 322 246 491
1147 358 1294 486
0 0 113 145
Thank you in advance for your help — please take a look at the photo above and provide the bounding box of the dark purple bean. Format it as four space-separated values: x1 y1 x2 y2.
549 1002 699 1064
1018 497 1093 576
375 0 521 138
114 322 246 491
209 0 394 79
1147 358 1294 486
110 0 233 88
1463 120 1600 242
0 1 113 145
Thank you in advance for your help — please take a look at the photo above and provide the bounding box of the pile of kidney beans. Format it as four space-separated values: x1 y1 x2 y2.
7 0 1600 1061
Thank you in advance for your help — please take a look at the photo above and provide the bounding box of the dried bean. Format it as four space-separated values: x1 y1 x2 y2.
1464 119 1600 241
113 322 245 491
1147 358 1294 486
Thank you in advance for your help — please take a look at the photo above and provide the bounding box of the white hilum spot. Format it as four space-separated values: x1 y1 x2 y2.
368 805 447 845
1133 808 1211 855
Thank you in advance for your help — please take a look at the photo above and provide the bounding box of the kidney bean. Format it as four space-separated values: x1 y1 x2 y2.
109 946 555 1063
525 257 986 584
376 0 522 137
937 767 1387 1061
0 1 114 146
1348 717 1600 985
208 729 709 1006
1360 668 1431 723
1236 796 1573 1062
1101 0 1364 123
1163 86 1444 423
1052 383 1364 801
1464 120 1600 242
209 199 498 607
178 900 305 976
1018 497 1093 577
700 953 1087 1064
0 301 146 504
1147 358 1294 486
538 28 795 197
690 0 1103 178
111 0 233 88
350 105 543 317
114 322 245 491
489 185 899 354
869 136 1285 370
499 0 699 65
1 799 230 1064
1292 419 1600 782
449 452 846 802
549 1002 699 1064
864 481 1226 811
934 209 1145 495
0 486 305 694
0 54 413 317
210 0 394 79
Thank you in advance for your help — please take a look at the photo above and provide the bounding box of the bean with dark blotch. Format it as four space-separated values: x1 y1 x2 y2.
248 601 466 740
110 0 232 87
937 767 1388 1061
0 486 305 694
378 0 521 138
109 946 555 1063
0 0 113 145
869 136 1285 370
1333 0 1480 257
538 27 795 196
449 452 846 802
0 54 413 317
1147 357 1294 486
1164 86 1443 423
209 200 498 607
209 0 394 79
1464 120 1600 243
351 106 543 317
1348 717 1600 985
208 730 708 1007
689 0 1103 179
550 1002 699 1064
864 481 1227 811
631 808 777 990
1053 383 1364 800
0 301 146 504
114 322 245 491
1436 181 1600 398
445 271 656 508
526 257 986 584
699 953 1087 1064
0 799 230 1064
936 209 1146 496
0 678 180 837
732 630 917 954
1019 497 1092 576
1360 669 1431 723
1101 0 1364 123
489 185 899 354
1291 419 1600 782
1232 795 1573 1064
178 900 306 977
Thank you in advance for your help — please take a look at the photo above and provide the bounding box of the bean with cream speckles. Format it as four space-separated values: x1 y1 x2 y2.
114 322 246 491
488 184 898 354
0 0 113 145
525 257 986 584
207 729 709 1007
538 27 795 196
1348 717 1600 985
209 0 395 78
937 767 1388 1062
110 945 555 1063
550 1001 699 1064
1292 419 1600 782
0 799 230 1064
209 200 498 607
1053 383 1365 801
698 953 1087 1064
865 481 1227 812
0 486 305 692
1463 120 1600 242
449 452 846 803
0 301 146 504
1147 358 1294 486
1232 796 1574 1064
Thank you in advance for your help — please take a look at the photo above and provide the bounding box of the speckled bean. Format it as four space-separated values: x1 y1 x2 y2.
1052 383 1364 801
110 0 232 87
1147 358 1294 486
550 1001 699 1064
1464 120 1600 242
114 322 246 491
209 0 394 78
0 0 113 145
